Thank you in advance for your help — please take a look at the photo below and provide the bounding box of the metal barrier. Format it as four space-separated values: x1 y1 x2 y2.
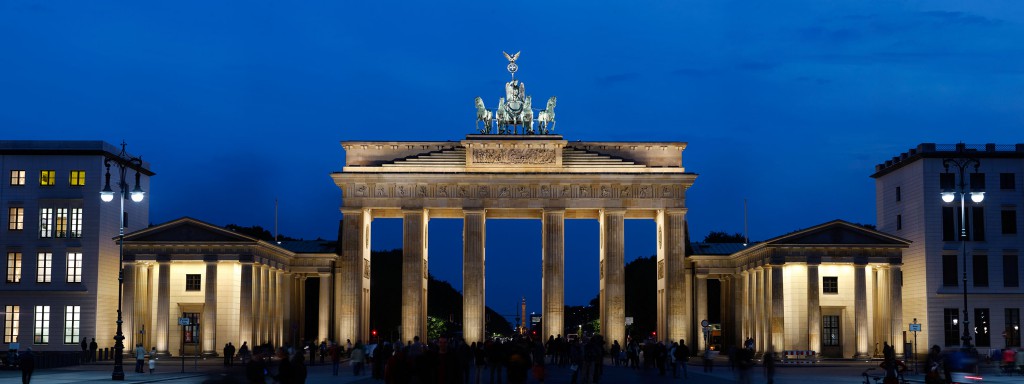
780 350 817 364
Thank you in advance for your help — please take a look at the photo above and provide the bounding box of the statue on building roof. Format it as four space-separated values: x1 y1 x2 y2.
474 51 556 135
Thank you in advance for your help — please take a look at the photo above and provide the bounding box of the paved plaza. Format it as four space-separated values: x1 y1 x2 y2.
3 356 1020 384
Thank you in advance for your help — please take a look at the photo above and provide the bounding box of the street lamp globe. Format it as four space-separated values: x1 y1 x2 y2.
941 192 955 203
101 190 115 202
970 191 985 203
130 189 145 203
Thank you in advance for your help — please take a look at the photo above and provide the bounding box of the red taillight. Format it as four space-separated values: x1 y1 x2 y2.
964 375 983 381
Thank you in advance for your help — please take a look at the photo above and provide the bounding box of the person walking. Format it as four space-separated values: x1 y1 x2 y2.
609 341 621 367
135 343 146 373
350 341 367 376
924 345 942 384
238 342 250 364
674 339 690 378
763 350 776 384
89 338 98 362
148 347 157 374
329 342 341 376
20 348 35 384
80 337 88 363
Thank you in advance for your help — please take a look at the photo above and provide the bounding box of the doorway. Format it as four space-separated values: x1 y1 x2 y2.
821 310 842 358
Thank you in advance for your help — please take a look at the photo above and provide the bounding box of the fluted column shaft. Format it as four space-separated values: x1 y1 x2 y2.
261 265 270 343
252 264 263 344
753 268 762 351
600 209 625 345
339 209 372 344
123 263 136 352
542 209 565 342
319 273 332 342
269 267 277 345
695 275 708 351
276 269 285 346
202 260 218 355
463 210 486 345
855 263 869 358
155 261 170 355
239 262 253 348
402 209 429 343
770 265 784 352
655 209 688 343
889 265 903 353
807 263 821 352
281 271 292 346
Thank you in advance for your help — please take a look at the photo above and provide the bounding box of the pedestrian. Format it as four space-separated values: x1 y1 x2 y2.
674 339 690 378
763 350 776 384
80 337 88 363
924 345 942 384
226 342 236 366
351 341 366 376
238 341 250 364
89 337 98 362
20 348 35 384
609 340 620 367
329 342 341 376
737 343 754 384
148 348 157 374
135 343 146 373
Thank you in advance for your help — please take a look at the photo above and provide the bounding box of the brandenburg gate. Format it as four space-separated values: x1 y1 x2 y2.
330 53 697 345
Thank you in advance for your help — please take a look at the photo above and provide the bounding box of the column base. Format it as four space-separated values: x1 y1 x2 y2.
853 353 872 359
201 352 219 357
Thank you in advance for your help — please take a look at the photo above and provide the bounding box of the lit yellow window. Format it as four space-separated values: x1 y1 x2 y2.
69 171 85 186
40 170 55 186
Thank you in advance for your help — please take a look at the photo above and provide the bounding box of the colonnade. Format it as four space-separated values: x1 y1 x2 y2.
335 207 690 347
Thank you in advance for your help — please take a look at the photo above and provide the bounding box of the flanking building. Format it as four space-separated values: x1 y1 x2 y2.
0 141 152 352
873 143 1024 353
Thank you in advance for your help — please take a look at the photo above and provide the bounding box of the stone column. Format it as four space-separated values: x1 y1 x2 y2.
239 261 254 348
542 209 565 342
122 262 136 351
319 273 331 342
854 262 869 358
462 209 486 345
202 258 218 356
276 269 285 346
281 271 292 346
156 260 170 356
269 267 277 345
753 267 762 351
656 209 688 343
600 209 626 345
889 265 903 352
807 262 821 352
402 209 429 343
695 274 708 351
144 264 154 351
297 276 307 343
252 263 263 344
770 265 785 352
339 209 372 344
742 270 750 342
261 265 270 343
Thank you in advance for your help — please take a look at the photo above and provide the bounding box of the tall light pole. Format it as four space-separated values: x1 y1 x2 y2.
101 141 145 380
941 150 983 352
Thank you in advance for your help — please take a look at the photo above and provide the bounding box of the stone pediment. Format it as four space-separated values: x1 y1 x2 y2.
122 217 259 243
764 220 910 247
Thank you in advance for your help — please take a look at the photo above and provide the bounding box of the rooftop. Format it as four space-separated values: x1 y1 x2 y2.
871 143 1024 178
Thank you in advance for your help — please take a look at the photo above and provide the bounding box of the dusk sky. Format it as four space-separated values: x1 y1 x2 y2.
3 1 1022 316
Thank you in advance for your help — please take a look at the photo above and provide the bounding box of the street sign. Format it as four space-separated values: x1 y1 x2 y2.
909 323 921 332
178 317 191 326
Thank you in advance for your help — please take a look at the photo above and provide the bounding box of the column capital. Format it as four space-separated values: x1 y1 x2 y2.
662 208 687 216
543 208 566 214
602 208 627 216
463 208 486 216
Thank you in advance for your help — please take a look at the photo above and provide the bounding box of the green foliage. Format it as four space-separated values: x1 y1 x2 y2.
427 316 447 340
703 231 746 243
589 318 601 335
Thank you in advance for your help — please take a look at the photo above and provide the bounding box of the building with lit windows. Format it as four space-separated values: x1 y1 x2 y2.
873 143 1024 353
0 141 152 352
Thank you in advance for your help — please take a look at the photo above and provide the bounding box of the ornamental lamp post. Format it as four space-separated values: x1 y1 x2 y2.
101 141 145 380
940 149 983 352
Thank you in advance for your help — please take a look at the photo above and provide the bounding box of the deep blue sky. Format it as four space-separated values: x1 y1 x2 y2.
3 1 1023 315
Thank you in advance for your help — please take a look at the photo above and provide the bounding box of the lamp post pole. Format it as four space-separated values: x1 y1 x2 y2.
101 142 146 381
941 150 982 353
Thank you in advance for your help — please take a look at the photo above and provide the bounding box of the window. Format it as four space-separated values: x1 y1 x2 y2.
182 312 200 343
822 276 838 294
942 207 955 241
69 171 85 186
940 173 955 191
33 305 49 344
55 208 68 238
63 306 80 344
66 252 82 283
1001 173 1016 190
10 170 25 186
944 309 960 346
70 208 83 238
8 207 24 231
943 254 958 287
36 253 51 283
823 315 840 346
975 308 990 347
185 274 201 291
896 186 901 202
3 305 19 343
973 254 988 287
896 214 902 230
1005 254 1020 288
39 208 53 238
39 170 55 186
971 207 985 241
1007 308 1021 347
970 172 985 192
6 252 21 283
1003 210 1018 235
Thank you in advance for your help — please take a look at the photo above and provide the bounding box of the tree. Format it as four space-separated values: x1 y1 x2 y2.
427 316 447 340
703 231 746 243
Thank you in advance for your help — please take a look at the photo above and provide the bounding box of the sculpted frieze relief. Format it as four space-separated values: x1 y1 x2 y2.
471 148 557 164
350 182 680 200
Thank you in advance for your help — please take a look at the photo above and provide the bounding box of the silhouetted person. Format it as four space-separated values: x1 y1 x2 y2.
674 339 690 378
89 338 98 362
20 348 35 384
